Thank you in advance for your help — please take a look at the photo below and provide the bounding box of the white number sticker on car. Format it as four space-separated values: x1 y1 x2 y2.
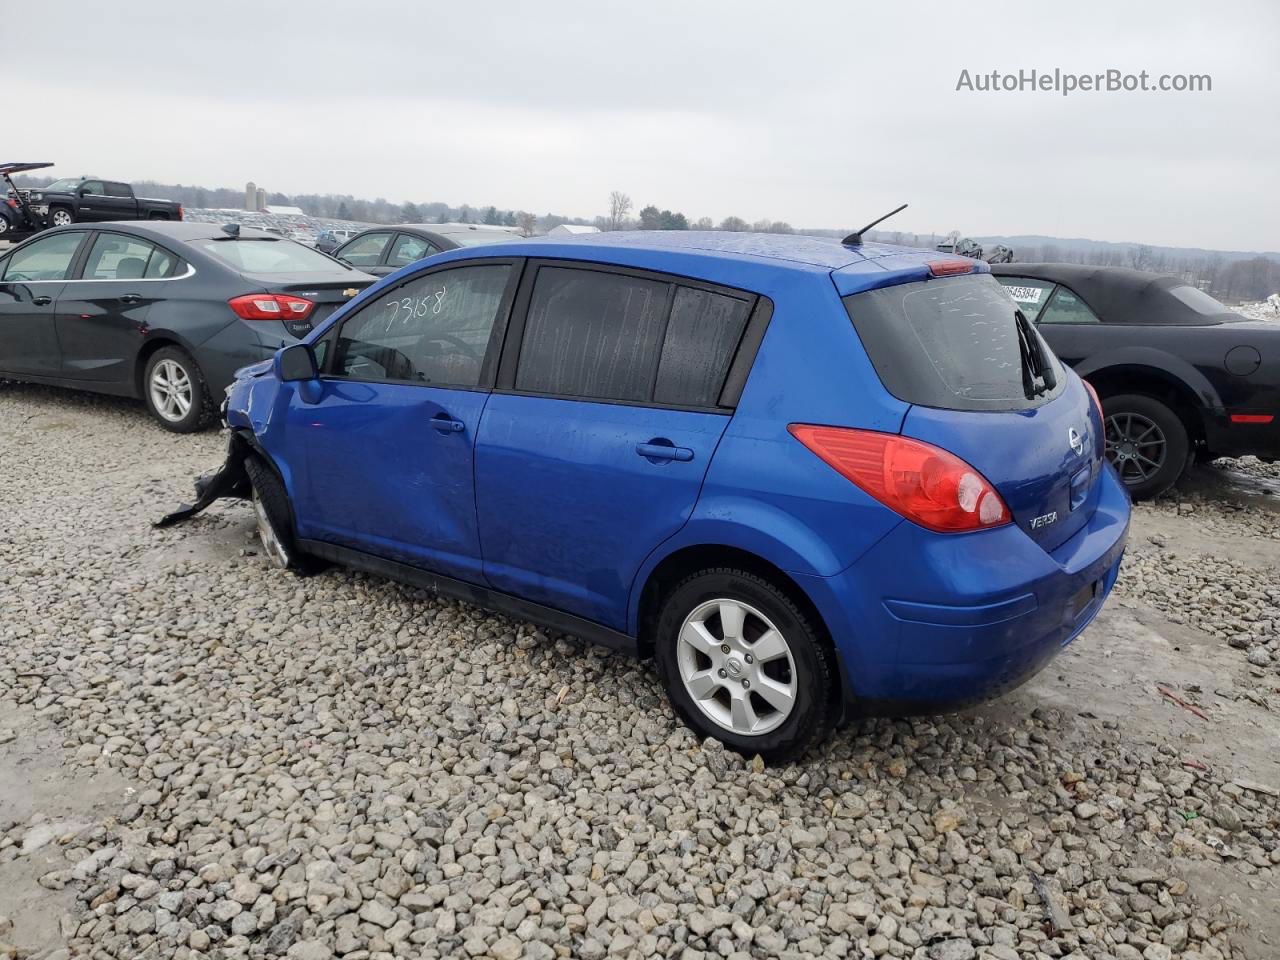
1005 285 1044 305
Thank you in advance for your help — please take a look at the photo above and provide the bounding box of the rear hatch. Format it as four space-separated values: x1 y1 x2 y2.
843 271 1104 552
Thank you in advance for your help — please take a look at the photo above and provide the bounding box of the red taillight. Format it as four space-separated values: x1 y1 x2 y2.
177 205 185 221
228 293 314 321
927 259 973 277
788 424 1010 533
4 198 16 209
1082 379 1103 424
1230 414 1274 424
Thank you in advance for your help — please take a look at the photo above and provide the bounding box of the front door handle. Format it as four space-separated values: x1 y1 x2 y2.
32 296 52 306
120 294 142 305
431 414 466 434
636 441 694 463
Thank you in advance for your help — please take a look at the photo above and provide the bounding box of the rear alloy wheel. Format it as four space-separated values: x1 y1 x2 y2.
1102 393 1189 500
143 346 214 433
655 568 836 763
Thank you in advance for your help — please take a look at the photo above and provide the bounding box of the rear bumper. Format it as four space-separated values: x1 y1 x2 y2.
1202 411 1280 460
799 463 1130 713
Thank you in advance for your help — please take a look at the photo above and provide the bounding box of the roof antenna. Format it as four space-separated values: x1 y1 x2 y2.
221 223 240 238
842 203 908 246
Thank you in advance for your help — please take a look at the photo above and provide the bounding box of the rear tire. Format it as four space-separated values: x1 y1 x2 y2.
243 455 319 575
1102 393 1189 500
654 568 837 764
142 346 214 433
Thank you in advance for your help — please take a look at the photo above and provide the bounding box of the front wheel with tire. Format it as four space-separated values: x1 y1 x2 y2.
1102 393 1190 500
143 346 214 433
654 568 837 764
48 207 75 227
243 455 318 574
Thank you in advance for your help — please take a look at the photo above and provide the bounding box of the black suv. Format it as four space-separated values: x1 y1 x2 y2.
993 263 1279 498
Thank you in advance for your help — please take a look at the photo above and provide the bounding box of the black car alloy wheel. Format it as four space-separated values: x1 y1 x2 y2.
1104 411 1166 484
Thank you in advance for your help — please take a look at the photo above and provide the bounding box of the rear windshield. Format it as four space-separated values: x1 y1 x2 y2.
444 232 517 247
844 273 1064 412
189 238 355 275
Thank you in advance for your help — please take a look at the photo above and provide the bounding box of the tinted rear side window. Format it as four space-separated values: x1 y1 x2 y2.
845 273 1063 411
516 267 670 402
654 287 751 406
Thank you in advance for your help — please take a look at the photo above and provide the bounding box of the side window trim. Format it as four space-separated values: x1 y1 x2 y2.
494 257 760 412
319 257 526 391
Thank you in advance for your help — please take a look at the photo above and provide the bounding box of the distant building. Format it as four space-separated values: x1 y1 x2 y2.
548 224 600 236
264 205 305 217
244 181 256 211
255 188 267 212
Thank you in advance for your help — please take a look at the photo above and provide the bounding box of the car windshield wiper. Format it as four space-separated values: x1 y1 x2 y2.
1014 310 1056 399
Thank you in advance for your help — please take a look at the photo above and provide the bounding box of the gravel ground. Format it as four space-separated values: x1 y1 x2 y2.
2 383 1279 960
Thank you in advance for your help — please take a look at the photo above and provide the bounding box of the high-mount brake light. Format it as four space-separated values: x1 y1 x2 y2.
926 259 973 277
228 293 315 321
788 424 1011 533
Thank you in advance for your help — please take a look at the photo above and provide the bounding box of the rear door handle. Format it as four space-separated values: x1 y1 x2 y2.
120 294 142 305
32 296 52 306
431 414 466 434
636 441 694 462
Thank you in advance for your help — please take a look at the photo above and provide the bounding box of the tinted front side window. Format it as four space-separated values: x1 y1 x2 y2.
334 263 511 387
845 273 1064 411
516 267 669 402
83 235 164 280
654 287 751 406
2 232 84 281
80 181 105 195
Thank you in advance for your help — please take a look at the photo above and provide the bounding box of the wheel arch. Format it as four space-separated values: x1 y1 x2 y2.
1081 361 1210 447
132 334 200 399
633 542 833 661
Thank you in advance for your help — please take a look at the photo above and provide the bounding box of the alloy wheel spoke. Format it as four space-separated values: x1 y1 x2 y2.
685 669 720 700
718 601 745 642
681 620 720 656
730 690 758 732
750 628 788 663
753 676 795 713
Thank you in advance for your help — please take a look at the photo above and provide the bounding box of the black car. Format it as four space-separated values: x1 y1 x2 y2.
333 223 518 276
0 222 375 431
993 263 1280 498
314 227 360 254
26 178 183 227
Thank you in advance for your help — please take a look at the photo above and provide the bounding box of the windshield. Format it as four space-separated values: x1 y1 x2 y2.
844 273 1065 412
42 179 84 192
446 232 518 247
188 238 354 275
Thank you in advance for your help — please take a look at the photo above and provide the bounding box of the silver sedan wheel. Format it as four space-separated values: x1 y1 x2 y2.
50 209 73 227
148 358 193 423
676 598 797 737
252 487 290 568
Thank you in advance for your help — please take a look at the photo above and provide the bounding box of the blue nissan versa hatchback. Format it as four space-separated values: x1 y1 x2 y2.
162 231 1130 761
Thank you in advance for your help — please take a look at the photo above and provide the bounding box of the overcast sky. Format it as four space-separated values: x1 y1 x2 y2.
8 0 1277 251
